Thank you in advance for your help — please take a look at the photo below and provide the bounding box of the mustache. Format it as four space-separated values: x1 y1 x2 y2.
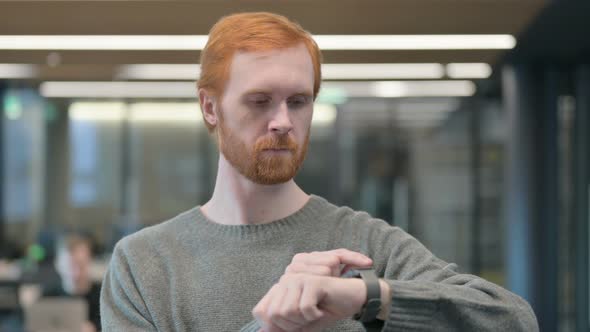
254 135 298 151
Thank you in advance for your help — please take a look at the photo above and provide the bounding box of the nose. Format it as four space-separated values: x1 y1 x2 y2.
268 102 293 135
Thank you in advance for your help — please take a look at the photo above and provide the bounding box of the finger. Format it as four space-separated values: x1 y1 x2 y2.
254 284 288 331
293 254 341 276
286 262 333 276
296 250 372 275
299 279 325 322
330 249 373 268
280 284 307 325
268 285 301 331
253 285 277 321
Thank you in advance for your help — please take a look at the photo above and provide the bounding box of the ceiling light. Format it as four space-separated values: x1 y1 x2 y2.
41 80 475 99
129 102 202 123
314 35 516 50
0 64 37 78
322 63 444 79
117 64 200 80
117 63 447 80
40 81 196 98
69 102 126 121
312 104 337 126
0 34 515 51
446 63 492 78
372 81 476 97
0 36 208 50
322 81 475 98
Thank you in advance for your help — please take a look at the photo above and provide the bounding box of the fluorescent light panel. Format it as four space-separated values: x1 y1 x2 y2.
118 63 490 80
0 63 490 81
314 35 516 50
69 102 126 121
118 63 448 80
312 104 337 126
373 81 475 97
69 101 335 125
42 80 475 98
0 36 209 50
0 35 515 50
117 64 201 80
0 64 37 78
41 81 196 98
69 102 203 123
446 63 492 78
129 103 202 123
322 81 475 98
322 64 444 79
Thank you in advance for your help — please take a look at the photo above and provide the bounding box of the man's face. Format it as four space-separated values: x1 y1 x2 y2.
56 244 92 294
216 43 314 185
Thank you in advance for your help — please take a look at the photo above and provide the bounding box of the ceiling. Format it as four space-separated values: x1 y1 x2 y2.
504 1 590 65
0 0 546 81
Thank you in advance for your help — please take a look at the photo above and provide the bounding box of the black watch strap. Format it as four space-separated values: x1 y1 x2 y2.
351 268 381 323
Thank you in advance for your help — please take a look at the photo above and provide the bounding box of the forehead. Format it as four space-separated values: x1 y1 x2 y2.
223 43 314 98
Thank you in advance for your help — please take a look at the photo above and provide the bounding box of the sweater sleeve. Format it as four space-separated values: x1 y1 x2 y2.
370 224 539 331
239 319 260 332
100 241 157 331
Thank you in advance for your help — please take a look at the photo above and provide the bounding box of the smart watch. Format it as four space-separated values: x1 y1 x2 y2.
343 268 382 323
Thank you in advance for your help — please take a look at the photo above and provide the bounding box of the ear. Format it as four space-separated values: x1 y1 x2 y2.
198 88 219 128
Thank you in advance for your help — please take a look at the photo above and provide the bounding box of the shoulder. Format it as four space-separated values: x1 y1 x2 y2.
313 195 411 250
113 206 199 261
314 195 397 233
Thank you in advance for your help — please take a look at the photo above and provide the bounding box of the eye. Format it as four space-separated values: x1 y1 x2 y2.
247 94 272 109
287 95 310 109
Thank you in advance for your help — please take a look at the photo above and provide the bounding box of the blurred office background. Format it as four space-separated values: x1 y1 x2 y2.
0 1 588 331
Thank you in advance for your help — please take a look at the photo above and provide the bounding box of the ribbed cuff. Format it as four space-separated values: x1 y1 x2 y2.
239 319 261 332
382 280 440 331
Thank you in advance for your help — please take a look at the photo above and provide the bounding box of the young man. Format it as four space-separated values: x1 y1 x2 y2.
47 234 101 332
101 12 538 331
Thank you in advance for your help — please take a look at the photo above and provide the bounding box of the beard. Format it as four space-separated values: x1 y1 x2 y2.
217 113 310 185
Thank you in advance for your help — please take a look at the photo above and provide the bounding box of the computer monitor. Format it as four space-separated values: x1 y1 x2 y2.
25 297 87 332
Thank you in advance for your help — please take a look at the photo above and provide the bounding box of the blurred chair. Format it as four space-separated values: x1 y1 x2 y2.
0 280 24 332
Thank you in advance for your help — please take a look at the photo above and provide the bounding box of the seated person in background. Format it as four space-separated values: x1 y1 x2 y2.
44 233 101 332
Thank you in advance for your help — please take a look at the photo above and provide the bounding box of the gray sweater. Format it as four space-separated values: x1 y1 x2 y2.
101 195 538 331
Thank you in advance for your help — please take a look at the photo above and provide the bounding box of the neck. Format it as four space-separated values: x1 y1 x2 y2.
201 154 309 225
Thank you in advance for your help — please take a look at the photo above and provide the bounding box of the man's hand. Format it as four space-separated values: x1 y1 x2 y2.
284 249 373 277
252 273 367 332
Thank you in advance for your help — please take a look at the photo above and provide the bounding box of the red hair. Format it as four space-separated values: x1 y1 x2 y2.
197 12 323 132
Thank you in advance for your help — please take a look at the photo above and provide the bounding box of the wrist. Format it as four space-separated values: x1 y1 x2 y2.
377 279 391 320
345 278 368 313
345 268 382 323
